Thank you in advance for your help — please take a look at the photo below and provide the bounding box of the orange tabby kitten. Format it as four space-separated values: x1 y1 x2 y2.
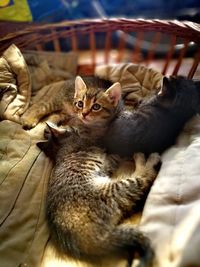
20 76 121 130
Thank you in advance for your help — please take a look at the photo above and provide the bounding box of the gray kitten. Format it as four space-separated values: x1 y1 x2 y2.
103 76 200 157
38 124 160 267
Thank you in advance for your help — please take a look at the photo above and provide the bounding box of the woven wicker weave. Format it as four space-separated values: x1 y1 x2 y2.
0 18 200 78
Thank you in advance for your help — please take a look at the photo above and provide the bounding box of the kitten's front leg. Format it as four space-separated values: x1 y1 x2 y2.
133 152 161 186
21 100 63 129
100 153 161 213
105 154 122 175
21 103 49 129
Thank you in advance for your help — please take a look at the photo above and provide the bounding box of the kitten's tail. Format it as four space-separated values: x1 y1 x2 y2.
109 225 154 267
52 222 154 267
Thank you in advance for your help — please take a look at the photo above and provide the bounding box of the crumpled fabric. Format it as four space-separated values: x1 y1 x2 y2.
95 63 163 106
0 44 31 122
23 50 78 96
0 120 53 267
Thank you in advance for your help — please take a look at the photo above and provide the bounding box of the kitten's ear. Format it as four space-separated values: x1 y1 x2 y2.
46 121 65 138
158 76 170 97
37 140 57 160
105 82 122 106
74 76 87 98
37 141 49 153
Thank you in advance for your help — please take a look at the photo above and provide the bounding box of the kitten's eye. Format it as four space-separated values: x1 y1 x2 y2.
76 101 83 109
92 103 101 111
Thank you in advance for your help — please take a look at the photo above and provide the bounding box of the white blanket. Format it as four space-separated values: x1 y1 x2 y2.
141 115 200 267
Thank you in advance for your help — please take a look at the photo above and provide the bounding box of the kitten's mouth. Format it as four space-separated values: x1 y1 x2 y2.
81 117 92 124
82 120 107 130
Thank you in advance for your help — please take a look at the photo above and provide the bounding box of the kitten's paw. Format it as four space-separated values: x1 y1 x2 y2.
146 153 162 175
21 116 39 129
133 152 146 168
134 153 161 178
147 153 161 168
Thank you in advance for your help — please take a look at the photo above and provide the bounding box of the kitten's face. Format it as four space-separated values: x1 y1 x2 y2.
73 76 122 126
156 75 200 114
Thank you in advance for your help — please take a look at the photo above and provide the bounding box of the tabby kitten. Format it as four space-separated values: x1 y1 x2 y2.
103 76 200 157
38 123 160 267
21 76 116 129
70 75 122 139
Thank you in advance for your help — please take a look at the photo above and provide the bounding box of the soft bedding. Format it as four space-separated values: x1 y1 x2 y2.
0 44 200 267
141 114 200 267
0 120 52 267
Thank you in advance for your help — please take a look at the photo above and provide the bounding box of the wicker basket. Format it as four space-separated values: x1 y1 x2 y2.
0 18 200 78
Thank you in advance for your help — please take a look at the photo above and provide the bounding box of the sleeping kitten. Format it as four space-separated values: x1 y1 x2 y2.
103 76 200 157
20 76 115 129
38 123 160 267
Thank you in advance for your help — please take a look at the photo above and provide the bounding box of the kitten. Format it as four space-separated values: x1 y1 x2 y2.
38 123 160 267
102 76 200 157
20 76 116 129
69 75 122 140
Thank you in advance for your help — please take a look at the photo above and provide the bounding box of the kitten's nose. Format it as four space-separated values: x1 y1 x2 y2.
82 112 88 118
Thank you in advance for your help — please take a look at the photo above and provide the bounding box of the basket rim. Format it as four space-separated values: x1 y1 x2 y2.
0 18 200 43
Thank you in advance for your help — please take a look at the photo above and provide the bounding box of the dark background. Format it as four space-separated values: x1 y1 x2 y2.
27 0 200 23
